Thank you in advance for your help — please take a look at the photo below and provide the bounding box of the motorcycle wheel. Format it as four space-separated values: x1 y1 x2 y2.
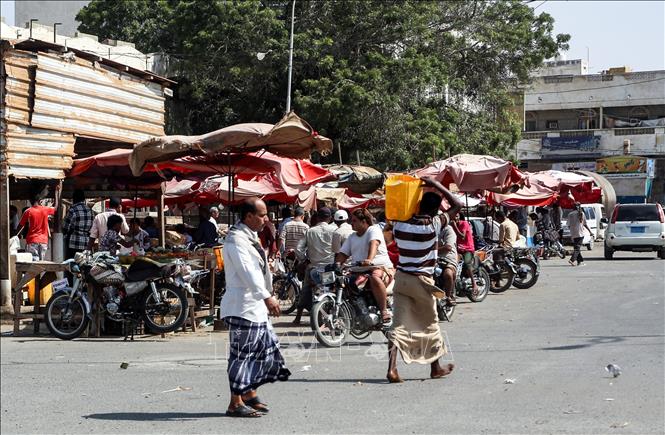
310 299 351 347
45 293 89 340
273 277 300 315
436 299 455 321
512 259 539 289
488 264 514 293
467 267 490 302
141 284 189 333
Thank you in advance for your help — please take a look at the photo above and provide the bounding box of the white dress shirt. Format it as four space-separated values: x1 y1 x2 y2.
220 223 272 323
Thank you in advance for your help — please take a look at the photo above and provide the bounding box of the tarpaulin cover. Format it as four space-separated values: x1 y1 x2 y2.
486 182 558 207
412 154 526 192
325 164 384 194
525 170 601 208
337 192 385 210
130 112 333 176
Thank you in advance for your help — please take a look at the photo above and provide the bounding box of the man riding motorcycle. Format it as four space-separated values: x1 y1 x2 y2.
335 209 395 324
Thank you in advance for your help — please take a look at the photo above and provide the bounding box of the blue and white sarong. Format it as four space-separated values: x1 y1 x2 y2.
225 316 291 395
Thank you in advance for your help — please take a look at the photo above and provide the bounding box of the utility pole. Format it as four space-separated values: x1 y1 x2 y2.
285 0 296 113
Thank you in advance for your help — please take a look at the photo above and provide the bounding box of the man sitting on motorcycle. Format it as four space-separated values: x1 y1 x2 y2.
439 224 458 306
335 209 394 324
451 213 478 296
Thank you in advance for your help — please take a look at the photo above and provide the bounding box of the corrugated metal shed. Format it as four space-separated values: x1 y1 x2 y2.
1 39 172 180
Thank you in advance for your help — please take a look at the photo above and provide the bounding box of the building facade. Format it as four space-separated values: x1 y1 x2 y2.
515 59 665 204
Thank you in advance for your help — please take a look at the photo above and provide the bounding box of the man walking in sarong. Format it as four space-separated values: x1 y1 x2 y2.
221 199 291 417
387 177 463 383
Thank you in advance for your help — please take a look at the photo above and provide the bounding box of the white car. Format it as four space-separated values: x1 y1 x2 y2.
603 203 665 260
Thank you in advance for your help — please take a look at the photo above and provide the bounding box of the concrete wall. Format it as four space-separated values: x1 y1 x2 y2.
14 0 90 37
524 70 665 111
517 128 665 161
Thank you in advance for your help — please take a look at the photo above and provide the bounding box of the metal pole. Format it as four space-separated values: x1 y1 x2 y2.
285 0 296 113
53 23 61 43
29 19 38 39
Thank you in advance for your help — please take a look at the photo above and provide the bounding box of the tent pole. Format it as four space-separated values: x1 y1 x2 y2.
0 172 11 311
158 183 166 248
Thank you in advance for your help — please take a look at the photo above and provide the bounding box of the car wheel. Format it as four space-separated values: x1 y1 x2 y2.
604 244 614 260
658 248 665 260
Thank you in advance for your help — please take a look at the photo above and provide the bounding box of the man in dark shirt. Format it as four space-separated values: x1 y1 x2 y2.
195 207 219 247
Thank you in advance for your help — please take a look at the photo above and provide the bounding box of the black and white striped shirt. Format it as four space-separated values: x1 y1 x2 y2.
394 214 449 277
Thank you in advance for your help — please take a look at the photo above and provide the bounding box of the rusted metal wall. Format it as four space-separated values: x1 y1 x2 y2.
32 52 165 143
1 45 168 180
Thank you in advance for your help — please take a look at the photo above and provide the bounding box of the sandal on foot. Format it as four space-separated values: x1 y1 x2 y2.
244 396 270 413
226 404 263 418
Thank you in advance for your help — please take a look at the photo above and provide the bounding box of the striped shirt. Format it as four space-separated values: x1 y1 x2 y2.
394 214 449 276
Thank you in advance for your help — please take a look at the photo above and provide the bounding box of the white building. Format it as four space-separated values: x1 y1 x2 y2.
515 59 665 204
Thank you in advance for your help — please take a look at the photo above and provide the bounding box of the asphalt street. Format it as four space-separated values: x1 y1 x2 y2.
1 247 664 434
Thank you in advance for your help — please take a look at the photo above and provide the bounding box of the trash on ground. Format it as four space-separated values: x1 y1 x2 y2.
605 364 621 378
161 386 192 393
299 365 312 372
610 422 629 428
120 362 129 369
604 398 614 401
503 378 516 384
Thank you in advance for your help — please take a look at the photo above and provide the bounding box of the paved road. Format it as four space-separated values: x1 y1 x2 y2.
2 248 664 434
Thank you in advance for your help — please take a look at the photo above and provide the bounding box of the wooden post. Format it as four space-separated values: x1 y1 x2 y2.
0 172 12 311
158 186 166 248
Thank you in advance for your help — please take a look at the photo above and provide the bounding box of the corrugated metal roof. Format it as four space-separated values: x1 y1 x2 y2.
1 43 169 179
30 52 165 143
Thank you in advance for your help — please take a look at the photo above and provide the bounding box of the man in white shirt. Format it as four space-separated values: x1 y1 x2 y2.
336 208 394 324
293 208 336 324
331 210 354 254
220 199 290 417
87 197 129 251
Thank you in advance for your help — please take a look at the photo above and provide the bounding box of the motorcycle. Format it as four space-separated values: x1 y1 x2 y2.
271 250 302 315
434 253 491 321
534 232 567 260
45 252 190 340
309 263 393 347
509 248 540 289
481 245 517 293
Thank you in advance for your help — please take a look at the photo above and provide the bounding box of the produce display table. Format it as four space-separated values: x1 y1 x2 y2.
13 261 69 335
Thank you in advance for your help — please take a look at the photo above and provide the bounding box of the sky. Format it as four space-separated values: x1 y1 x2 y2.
533 0 665 72
1 0 664 72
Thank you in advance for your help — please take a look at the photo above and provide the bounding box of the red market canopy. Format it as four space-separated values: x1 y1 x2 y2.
412 154 526 192
487 182 558 207
529 170 601 208
129 112 333 176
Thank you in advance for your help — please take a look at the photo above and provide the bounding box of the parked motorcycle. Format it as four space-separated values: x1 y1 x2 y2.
45 252 190 340
434 253 491 321
481 246 516 293
543 239 567 259
510 248 540 289
272 251 302 315
309 263 393 347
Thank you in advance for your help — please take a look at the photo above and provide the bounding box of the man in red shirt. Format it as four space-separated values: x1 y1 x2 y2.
451 213 478 295
17 197 55 261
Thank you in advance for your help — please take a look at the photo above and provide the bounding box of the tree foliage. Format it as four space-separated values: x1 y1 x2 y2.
77 0 568 170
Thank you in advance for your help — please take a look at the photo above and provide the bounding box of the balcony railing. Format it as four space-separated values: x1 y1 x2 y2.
522 126 659 139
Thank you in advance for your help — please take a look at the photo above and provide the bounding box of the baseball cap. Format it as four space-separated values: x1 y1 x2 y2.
334 210 349 222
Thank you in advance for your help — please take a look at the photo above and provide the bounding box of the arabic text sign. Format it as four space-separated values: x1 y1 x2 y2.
541 135 600 155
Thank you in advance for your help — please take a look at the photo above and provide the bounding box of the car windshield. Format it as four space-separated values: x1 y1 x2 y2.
615 205 660 222
562 208 592 220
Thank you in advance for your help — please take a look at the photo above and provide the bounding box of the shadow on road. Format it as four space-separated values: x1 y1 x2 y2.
540 335 625 351
83 412 226 421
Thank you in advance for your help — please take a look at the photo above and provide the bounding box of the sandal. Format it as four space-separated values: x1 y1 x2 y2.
226 404 263 418
244 396 270 413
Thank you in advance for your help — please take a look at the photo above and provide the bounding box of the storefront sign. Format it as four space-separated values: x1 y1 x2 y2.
551 161 597 172
541 135 600 155
596 156 647 174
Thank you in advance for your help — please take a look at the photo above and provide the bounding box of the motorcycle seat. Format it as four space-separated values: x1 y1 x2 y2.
125 258 165 282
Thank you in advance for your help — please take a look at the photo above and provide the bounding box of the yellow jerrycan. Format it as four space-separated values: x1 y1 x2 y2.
385 174 423 221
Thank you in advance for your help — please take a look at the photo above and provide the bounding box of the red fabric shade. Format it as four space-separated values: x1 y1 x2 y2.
412 154 526 192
